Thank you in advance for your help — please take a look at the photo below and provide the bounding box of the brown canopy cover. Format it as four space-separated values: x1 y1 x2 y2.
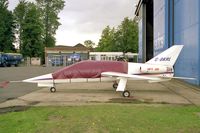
52 60 128 79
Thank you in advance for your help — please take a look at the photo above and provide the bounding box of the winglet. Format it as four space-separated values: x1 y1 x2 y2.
0 81 10 88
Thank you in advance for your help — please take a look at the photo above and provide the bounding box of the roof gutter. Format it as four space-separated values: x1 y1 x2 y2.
135 0 148 16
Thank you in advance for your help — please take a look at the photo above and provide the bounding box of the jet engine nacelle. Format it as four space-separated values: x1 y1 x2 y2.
140 65 173 74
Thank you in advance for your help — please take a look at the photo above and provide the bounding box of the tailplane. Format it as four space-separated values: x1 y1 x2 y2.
146 45 183 66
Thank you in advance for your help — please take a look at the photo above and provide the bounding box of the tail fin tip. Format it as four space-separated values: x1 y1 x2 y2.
146 45 184 66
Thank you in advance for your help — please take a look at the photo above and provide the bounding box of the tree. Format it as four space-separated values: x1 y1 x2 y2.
115 17 138 53
0 0 15 52
20 3 44 58
97 17 138 53
96 26 115 52
36 0 65 47
84 40 95 49
14 0 27 51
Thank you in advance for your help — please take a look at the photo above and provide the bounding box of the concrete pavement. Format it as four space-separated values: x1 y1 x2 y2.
0 66 60 103
0 79 200 108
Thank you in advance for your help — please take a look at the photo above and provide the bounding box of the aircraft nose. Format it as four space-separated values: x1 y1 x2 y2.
23 73 53 83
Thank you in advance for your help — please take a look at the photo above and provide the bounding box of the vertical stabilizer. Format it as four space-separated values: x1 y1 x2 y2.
145 45 184 66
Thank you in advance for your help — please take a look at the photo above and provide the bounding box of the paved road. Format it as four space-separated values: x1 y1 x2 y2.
0 66 60 103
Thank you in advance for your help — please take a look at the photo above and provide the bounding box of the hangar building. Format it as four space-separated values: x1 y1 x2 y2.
45 43 90 66
135 0 200 85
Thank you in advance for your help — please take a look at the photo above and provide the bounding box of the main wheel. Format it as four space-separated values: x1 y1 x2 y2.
50 87 56 93
113 83 118 89
122 90 130 97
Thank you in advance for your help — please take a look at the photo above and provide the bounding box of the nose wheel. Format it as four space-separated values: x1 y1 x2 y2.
113 82 118 89
50 87 56 93
122 90 130 97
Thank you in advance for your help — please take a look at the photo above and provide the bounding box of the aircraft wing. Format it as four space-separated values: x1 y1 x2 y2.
101 72 161 81
159 76 196 80
102 72 162 92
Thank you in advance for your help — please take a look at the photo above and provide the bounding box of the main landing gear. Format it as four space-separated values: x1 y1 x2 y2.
50 87 56 93
49 83 130 97
122 90 130 97
112 81 131 97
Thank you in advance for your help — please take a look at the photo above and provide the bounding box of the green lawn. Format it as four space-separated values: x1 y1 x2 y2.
0 104 200 133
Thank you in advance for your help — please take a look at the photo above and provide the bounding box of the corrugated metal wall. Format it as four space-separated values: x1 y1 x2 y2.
137 0 200 85
153 0 167 56
154 0 200 85
138 4 146 63
138 17 144 63
173 0 200 85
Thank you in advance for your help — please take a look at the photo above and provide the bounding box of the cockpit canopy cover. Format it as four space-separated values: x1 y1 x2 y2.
52 60 128 79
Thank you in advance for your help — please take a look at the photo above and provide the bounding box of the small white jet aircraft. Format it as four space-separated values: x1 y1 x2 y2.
0 45 194 97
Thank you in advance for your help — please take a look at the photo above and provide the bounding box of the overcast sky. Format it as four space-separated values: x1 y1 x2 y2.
8 0 138 46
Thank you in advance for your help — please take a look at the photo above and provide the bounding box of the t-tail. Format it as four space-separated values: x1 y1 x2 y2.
145 45 184 66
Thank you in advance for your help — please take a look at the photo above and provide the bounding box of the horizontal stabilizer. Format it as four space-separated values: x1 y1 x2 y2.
156 75 196 80
148 79 170 83
170 77 196 80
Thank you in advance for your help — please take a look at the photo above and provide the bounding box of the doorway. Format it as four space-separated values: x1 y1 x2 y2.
145 0 154 61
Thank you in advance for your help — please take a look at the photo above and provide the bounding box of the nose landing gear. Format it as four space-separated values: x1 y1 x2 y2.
113 82 118 89
50 87 56 93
